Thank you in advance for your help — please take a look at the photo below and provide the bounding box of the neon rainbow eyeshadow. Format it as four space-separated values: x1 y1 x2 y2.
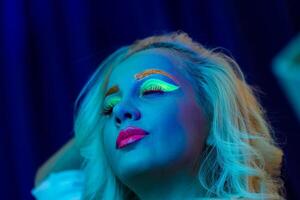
139 78 180 96
102 79 180 115
103 96 121 114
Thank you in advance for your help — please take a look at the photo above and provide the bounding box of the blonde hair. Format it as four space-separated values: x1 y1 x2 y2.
74 31 285 199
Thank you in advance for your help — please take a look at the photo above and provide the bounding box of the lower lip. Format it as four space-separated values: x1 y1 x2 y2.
117 135 147 149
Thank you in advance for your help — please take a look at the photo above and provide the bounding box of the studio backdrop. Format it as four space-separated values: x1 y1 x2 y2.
0 0 299 199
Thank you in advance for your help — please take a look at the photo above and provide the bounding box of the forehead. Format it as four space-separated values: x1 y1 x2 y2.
107 49 186 87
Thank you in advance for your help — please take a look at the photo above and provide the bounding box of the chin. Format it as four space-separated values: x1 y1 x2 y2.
116 161 156 182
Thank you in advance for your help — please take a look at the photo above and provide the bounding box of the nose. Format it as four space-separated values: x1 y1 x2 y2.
113 101 141 126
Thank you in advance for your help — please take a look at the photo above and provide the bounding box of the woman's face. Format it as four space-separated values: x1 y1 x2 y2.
102 49 208 184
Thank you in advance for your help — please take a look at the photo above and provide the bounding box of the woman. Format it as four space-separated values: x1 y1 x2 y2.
33 31 285 200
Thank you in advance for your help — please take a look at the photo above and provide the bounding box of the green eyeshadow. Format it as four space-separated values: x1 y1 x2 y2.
140 78 180 94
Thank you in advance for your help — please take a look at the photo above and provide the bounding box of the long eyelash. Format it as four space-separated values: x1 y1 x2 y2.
140 79 180 93
102 97 121 115
143 85 164 95
102 86 164 115
103 103 114 114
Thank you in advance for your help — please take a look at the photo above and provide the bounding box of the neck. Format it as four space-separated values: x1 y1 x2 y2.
124 168 204 200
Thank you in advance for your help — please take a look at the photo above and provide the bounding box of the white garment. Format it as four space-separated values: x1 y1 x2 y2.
31 170 85 200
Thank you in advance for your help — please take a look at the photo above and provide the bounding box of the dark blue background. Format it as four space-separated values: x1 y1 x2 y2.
1 0 299 199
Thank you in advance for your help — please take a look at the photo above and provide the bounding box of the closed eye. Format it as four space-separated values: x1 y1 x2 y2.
102 89 165 116
140 79 179 96
102 79 180 115
143 89 165 95
102 96 121 116
142 84 165 96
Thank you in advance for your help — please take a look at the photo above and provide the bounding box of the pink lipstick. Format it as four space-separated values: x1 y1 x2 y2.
116 126 149 149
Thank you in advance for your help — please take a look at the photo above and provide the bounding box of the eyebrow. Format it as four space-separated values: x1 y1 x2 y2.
104 68 179 98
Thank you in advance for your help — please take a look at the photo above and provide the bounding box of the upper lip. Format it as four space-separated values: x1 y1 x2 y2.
116 126 149 145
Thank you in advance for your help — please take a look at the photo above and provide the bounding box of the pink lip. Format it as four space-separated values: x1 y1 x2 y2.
116 126 149 149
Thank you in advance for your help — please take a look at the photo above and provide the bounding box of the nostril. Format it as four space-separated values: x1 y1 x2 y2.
116 117 121 124
125 113 132 119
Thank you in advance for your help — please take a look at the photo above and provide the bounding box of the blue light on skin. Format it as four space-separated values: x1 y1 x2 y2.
102 49 209 200
103 79 180 115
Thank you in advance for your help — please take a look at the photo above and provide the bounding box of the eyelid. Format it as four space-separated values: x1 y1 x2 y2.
103 78 179 103
104 96 121 107
140 78 180 94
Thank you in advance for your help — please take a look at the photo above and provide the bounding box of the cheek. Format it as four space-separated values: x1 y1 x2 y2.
177 96 208 160
179 100 207 139
102 130 112 155
149 100 190 161
102 123 118 168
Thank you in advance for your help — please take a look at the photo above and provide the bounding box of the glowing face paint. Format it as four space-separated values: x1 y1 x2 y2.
104 85 119 98
103 96 121 115
102 79 180 115
139 78 180 97
104 68 180 100
134 68 180 85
